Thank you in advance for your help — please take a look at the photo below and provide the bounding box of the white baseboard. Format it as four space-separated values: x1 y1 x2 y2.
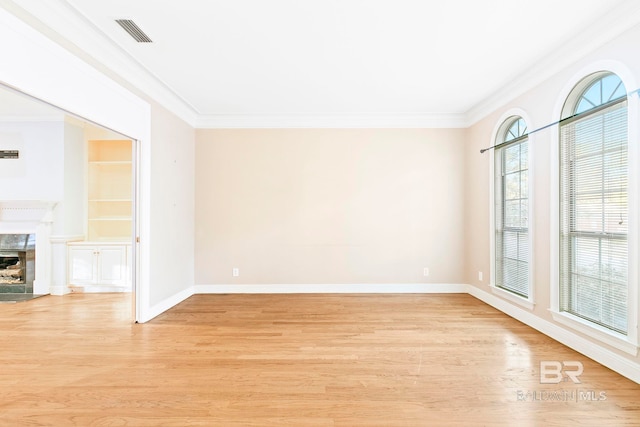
49 286 70 296
71 285 132 293
467 285 640 384
194 283 468 294
140 286 195 323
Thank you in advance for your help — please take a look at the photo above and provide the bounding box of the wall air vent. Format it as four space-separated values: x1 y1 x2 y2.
115 19 153 43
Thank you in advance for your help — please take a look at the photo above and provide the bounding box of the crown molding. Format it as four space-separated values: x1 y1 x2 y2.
195 112 468 129
6 1 466 129
464 0 640 127
6 0 198 126
5 0 640 130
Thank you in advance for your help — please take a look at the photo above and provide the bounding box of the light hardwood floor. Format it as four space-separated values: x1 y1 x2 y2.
1 293 639 426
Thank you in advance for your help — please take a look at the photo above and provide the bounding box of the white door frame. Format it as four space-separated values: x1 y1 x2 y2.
0 7 151 322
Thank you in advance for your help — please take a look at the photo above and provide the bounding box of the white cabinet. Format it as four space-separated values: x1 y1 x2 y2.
68 243 131 290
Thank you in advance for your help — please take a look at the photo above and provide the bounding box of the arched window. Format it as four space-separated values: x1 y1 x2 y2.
495 117 529 297
559 72 628 333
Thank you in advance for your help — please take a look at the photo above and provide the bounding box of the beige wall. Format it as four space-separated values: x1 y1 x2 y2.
195 128 465 286
148 102 196 306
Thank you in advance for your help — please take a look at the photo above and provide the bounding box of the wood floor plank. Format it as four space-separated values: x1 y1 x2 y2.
1 293 639 426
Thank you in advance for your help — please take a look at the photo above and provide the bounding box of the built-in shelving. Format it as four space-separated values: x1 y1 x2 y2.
87 139 132 242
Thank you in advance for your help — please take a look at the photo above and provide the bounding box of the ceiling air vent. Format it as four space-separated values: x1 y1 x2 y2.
115 19 153 43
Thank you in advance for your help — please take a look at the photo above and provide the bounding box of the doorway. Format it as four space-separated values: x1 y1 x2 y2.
0 84 139 319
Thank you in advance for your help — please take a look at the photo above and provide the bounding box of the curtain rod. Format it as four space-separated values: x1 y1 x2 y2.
479 88 640 154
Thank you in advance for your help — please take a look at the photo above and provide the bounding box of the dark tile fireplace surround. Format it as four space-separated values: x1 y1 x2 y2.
0 234 35 294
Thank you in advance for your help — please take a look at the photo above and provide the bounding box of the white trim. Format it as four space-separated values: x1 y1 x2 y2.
527 118 536 305
49 234 84 244
627 84 640 350
549 310 638 356
7 1 640 129
8 0 198 127
555 61 639 119
194 112 467 129
0 6 153 323
49 234 85 295
488 109 535 304
0 9 150 139
465 2 640 126
7 0 466 130
550 61 640 351
143 286 195 322
489 285 535 311
0 200 57 225
194 283 469 294
5 2 640 129
9 1 640 129
49 286 68 295
549 107 561 313
468 285 640 384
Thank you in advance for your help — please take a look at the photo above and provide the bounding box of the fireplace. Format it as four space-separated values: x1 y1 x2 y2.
0 234 35 293
0 201 57 295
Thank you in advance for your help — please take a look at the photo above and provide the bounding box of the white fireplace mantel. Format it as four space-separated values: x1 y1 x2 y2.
0 200 58 294
0 200 57 231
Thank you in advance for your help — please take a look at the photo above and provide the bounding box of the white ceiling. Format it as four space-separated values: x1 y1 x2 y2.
8 0 640 127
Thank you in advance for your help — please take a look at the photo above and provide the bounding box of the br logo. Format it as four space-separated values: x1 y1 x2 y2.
539 361 583 384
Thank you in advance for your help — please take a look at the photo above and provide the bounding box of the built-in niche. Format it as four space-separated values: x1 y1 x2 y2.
66 129 134 293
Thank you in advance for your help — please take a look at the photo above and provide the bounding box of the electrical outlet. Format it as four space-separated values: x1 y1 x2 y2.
423 267 429 277
232 268 239 277
478 271 483 281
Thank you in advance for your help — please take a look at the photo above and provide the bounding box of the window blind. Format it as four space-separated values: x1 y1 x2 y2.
559 100 628 334
495 138 529 297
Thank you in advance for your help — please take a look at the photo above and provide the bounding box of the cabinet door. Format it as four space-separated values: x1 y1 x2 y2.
69 247 96 285
96 246 127 285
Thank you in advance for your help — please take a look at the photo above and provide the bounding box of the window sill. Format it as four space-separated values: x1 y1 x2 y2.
490 285 535 310
549 310 638 356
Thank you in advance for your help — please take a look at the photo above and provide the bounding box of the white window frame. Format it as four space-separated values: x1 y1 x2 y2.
550 63 639 355
490 110 535 310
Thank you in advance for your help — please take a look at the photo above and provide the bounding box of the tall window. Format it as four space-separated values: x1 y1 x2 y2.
495 117 529 297
559 72 628 334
